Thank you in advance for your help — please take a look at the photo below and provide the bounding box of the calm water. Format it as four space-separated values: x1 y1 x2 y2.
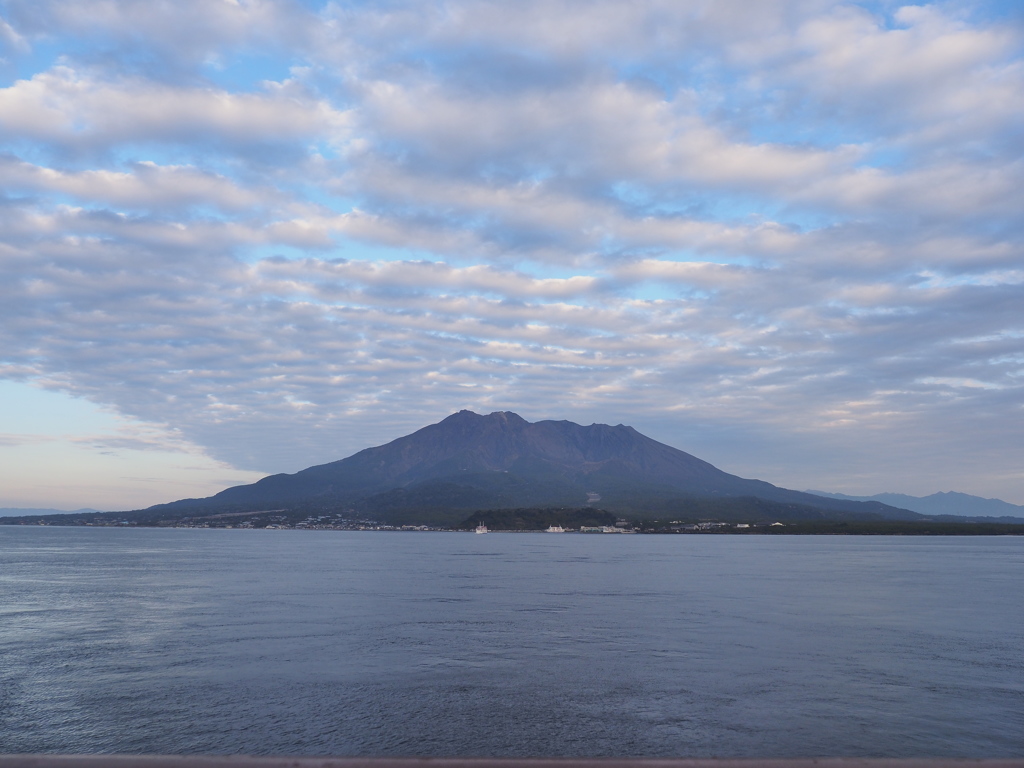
0 527 1022 757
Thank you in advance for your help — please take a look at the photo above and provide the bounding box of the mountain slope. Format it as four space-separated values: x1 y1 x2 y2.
148 410 918 523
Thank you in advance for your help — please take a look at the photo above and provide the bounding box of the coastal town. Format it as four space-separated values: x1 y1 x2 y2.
13 509 791 533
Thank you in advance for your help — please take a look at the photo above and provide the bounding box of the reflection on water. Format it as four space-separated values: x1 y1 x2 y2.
0 527 1022 756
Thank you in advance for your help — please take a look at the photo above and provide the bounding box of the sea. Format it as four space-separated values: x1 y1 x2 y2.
1 527 1022 758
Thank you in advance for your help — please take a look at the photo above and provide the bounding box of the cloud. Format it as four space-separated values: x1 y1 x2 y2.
0 0 1022 505
0 15 29 55
781 5 1023 135
3 0 316 77
258 258 604 300
0 156 281 211
0 66 351 155
0 433 52 447
316 3 1022 269
2 209 1019 480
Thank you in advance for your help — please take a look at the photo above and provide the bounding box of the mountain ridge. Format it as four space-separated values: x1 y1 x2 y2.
806 490 1024 522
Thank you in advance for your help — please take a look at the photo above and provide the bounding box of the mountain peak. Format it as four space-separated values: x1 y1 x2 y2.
443 409 526 420
486 410 528 422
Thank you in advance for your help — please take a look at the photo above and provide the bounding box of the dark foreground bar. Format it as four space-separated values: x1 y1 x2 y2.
2 759 1024 768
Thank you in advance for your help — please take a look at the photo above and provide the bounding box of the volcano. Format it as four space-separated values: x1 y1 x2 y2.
146 410 919 525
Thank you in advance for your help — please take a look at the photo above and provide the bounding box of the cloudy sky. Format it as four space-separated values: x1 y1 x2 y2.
1 0 1022 510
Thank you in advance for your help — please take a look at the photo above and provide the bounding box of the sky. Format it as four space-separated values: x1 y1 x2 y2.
0 0 1022 511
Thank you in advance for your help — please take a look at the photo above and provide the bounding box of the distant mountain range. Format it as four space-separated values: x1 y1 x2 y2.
0 507 103 518
136 410 927 526
806 491 1024 523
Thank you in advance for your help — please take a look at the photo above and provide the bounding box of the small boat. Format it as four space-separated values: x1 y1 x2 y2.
545 525 565 533
475 523 488 534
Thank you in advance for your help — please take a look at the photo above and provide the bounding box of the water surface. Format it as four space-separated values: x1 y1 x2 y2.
1 527 1021 756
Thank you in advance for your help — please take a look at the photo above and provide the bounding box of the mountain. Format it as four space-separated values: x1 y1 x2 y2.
144 410 921 525
806 490 1024 523
0 507 103 518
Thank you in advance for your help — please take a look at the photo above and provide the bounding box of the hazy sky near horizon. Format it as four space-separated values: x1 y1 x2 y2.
1 0 1022 510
